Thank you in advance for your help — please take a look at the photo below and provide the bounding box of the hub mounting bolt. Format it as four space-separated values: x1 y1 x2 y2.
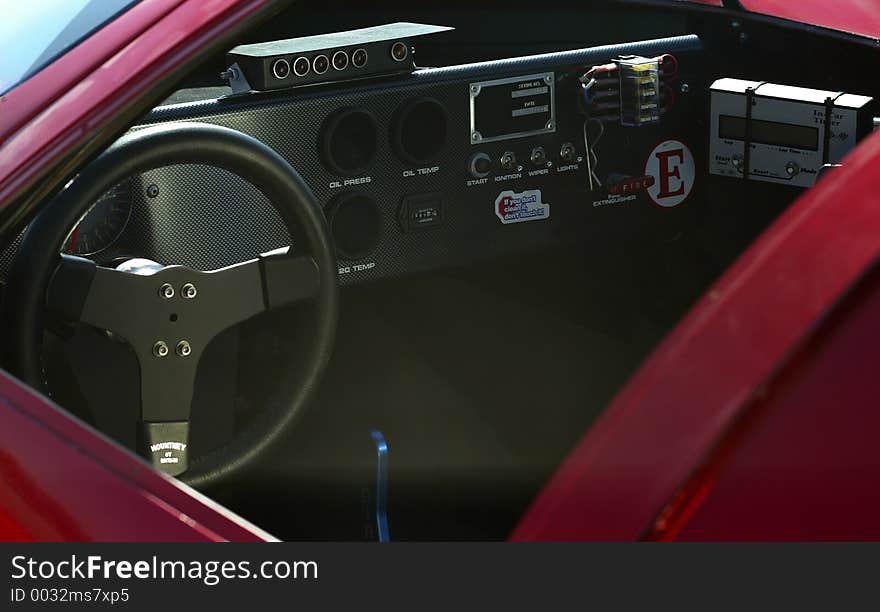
153 341 170 358
176 340 192 358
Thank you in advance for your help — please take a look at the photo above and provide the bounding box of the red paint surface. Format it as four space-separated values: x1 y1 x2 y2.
653 266 880 540
512 129 880 541
679 1 880 38
740 0 880 39
0 503 32 542
0 371 273 541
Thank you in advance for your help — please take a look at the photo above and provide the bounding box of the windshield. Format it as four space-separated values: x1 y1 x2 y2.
0 0 139 95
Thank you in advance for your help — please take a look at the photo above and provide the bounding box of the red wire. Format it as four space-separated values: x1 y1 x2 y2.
582 62 618 80
655 53 679 79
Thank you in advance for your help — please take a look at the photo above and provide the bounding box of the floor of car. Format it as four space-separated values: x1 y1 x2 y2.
213 239 715 541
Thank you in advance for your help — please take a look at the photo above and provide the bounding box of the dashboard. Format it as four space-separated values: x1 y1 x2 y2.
1 13 876 298
0 33 707 289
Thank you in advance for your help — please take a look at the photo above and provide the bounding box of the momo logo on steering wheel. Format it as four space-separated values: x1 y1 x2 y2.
644 139 695 208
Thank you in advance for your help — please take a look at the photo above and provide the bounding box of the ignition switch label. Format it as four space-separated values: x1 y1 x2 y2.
495 189 550 224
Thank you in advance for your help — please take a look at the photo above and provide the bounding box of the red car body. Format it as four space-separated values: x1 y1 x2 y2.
2 0 879 541
690 0 880 40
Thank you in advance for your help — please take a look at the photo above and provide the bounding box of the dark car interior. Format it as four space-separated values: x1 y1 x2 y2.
1 0 878 541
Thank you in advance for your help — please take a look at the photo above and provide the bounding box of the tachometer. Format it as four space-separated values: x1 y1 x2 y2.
65 183 132 256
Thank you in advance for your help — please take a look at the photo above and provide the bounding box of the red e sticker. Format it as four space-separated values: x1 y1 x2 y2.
644 139 695 208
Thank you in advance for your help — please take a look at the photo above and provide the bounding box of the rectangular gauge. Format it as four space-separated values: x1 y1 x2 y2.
469 73 556 144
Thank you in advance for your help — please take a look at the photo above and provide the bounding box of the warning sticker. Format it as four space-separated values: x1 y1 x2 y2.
495 189 550 224
644 139 695 208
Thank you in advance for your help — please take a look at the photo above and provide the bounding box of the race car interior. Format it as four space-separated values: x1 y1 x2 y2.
1 0 878 541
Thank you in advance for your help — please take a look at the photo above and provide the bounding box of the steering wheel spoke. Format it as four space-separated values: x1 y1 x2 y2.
257 247 321 310
139 420 191 477
136 347 199 476
47 255 146 339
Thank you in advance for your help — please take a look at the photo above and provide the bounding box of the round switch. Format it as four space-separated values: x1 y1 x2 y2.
786 161 800 177
469 152 492 179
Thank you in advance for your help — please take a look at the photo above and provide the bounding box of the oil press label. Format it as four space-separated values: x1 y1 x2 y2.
495 189 550 224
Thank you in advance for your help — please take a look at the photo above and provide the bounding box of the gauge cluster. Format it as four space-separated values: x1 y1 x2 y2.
64 183 133 257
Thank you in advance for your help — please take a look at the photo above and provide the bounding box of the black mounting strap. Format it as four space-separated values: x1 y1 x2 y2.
742 83 765 181
823 92 845 166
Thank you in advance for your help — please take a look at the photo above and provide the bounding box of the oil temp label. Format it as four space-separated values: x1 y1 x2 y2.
495 189 550 224
403 166 440 178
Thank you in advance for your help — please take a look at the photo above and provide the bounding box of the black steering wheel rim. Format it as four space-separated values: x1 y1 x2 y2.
2 122 339 490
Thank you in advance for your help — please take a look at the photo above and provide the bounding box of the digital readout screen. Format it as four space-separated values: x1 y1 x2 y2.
719 115 819 151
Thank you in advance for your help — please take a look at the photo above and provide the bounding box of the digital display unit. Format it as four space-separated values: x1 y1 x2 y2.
709 78 874 188
718 115 819 151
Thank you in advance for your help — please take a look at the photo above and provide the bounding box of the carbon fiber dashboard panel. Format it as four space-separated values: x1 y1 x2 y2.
2 35 704 287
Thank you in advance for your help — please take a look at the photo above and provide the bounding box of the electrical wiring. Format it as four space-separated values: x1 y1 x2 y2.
580 80 608 191
579 53 678 118
657 53 679 79
583 117 604 190
578 53 677 190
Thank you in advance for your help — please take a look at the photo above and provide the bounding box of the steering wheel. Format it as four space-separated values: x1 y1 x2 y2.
2 122 339 489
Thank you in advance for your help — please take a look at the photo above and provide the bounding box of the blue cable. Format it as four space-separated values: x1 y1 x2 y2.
370 429 390 543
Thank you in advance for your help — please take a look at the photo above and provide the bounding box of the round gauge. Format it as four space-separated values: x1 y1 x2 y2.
65 183 132 256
